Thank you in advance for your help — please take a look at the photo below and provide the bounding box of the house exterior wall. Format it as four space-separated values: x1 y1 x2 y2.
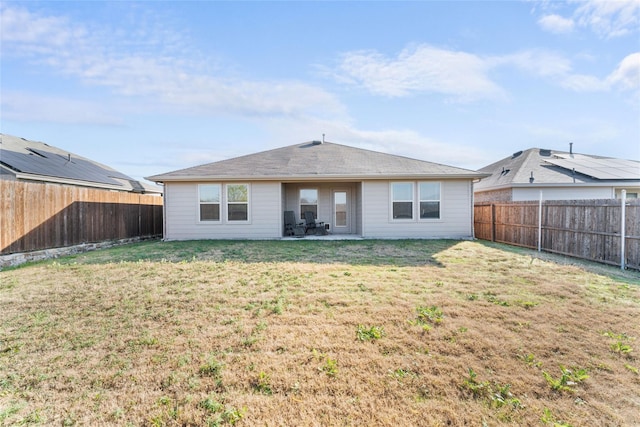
362 179 473 239
164 181 282 240
164 179 476 240
513 186 613 201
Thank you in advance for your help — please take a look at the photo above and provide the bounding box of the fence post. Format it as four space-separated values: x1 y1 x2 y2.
491 204 496 242
538 191 543 252
621 190 626 270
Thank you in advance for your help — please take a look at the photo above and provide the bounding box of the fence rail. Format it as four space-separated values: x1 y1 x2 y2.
1 179 163 255
474 198 640 270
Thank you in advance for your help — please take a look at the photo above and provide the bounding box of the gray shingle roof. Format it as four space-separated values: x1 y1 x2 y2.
0 134 160 193
147 141 486 182
475 148 640 191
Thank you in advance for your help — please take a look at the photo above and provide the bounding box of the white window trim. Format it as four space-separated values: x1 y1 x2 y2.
390 182 415 221
299 188 319 219
197 183 251 224
198 183 222 223
418 181 442 221
389 181 443 222
226 183 251 224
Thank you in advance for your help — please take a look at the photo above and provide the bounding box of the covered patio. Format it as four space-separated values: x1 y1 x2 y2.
281 182 363 237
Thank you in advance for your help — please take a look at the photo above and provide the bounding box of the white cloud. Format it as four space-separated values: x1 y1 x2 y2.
574 0 640 38
495 50 572 78
0 5 346 123
330 45 505 102
536 0 639 38
538 14 575 34
606 52 640 92
493 49 640 94
330 43 639 101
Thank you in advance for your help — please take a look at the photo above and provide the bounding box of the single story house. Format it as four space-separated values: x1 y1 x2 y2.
0 133 160 194
474 146 640 202
146 140 488 240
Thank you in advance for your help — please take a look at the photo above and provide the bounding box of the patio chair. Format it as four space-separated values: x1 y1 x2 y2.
303 211 327 235
284 211 305 237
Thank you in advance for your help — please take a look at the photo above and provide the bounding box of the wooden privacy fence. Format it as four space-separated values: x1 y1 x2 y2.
474 198 640 270
0 180 163 255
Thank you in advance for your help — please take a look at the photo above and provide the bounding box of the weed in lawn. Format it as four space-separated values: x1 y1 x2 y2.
519 353 542 368
611 340 633 354
242 334 259 347
603 331 634 356
462 368 490 399
0 401 25 422
322 357 339 377
356 324 385 341
410 305 443 331
462 369 522 413
541 408 573 427
490 383 522 409
200 395 223 413
518 300 538 309
485 292 510 306
199 356 224 380
199 394 244 426
625 364 639 375
390 368 417 382
221 406 245 425
254 371 273 395
543 366 589 392
268 294 287 315
356 283 371 292
254 320 268 332
157 395 172 406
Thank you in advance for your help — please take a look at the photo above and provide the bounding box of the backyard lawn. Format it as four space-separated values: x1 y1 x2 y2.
1 239 639 426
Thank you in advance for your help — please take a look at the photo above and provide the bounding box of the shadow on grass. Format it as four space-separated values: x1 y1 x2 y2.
41 239 463 268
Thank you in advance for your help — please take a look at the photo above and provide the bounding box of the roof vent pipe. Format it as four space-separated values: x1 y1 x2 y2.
569 142 573 155
529 171 535 183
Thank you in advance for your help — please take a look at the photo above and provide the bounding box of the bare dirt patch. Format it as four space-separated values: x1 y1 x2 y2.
1 240 639 426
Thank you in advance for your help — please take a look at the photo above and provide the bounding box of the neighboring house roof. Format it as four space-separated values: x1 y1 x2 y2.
0 134 161 194
475 148 640 192
147 140 487 182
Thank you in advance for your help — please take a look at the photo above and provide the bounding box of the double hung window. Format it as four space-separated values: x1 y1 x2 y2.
391 182 414 219
199 184 221 221
227 184 249 221
419 182 440 219
391 181 441 221
199 183 250 222
300 189 318 218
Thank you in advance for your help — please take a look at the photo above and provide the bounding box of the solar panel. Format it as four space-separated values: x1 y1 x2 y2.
0 150 126 186
545 155 640 180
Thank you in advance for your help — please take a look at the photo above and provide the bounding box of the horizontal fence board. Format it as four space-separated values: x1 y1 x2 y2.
474 199 640 271
1 180 163 255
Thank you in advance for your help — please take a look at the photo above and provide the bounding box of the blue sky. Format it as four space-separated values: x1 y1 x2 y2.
1 1 638 182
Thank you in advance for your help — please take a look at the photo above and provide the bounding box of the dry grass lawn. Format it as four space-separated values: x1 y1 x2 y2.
1 239 639 426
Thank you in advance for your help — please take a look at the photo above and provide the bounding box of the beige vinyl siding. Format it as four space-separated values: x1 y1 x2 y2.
362 179 473 239
513 187 613 201
164 181 282 240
